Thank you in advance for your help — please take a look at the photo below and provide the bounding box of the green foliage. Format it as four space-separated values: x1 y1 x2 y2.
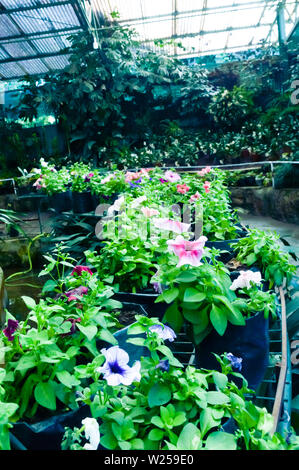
62 316 299 450
208 86 255 131
232 228 297 288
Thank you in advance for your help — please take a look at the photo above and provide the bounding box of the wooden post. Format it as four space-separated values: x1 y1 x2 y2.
0 266 5 327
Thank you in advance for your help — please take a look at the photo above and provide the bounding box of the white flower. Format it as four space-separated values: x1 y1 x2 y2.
82 417 100 450
107 196 125 216
130 195 147 209
230 270 262 291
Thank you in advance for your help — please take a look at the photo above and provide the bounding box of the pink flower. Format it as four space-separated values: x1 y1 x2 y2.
100 174 114 184
167 235 208 267
177 183 190 194
197 166 211 177
153 218 190 234
33 177 45 190
190 191 201 202
141 207 159 217
164 170 181 183
71 265 93 276
125 171 141 183
203 181 211 193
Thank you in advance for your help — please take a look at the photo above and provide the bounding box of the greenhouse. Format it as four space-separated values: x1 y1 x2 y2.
0 0 299 454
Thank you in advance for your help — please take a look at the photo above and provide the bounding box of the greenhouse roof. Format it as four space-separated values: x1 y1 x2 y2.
0 0 298 81
91 0 298 58
0 0 89 80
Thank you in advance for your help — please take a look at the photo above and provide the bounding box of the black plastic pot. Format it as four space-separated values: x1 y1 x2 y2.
194 268 270 391
72 191 94 214
49 191 72 213
10 405 91 451
205 226 248 264
113 291 167 321
195 310 269 391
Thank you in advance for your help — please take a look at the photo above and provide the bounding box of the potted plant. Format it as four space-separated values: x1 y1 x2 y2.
154 238 276 390
70 163 94 214
60 315 299 451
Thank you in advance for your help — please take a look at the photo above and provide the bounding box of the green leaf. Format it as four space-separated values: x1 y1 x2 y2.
56 370 80 388
148 428 164 441
76 324 97 342
164 302 183 333
15 354 37 372
148 383 171 408
161 287 179 304
126 337 146 347
206 391 230 405
183 288 206 303
98 329 118 345
21 296 36 310
176 423 202 450
176 272 198 283
34 381 56 410
200 408 221 438
212 371 228 390
205 431 237 450
210 304 227 336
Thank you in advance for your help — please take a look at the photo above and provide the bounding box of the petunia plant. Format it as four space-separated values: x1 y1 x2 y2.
61 316 299 451
231 228 297 288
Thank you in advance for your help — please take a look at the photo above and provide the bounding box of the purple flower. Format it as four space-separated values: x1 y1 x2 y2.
64 286 88 302
61 318 81 337
159 178 167 183
155 359 169 372
3 319 19 341
96 346 141 386
226 353 243 372
152 282 162 294
129 178 142 188
149 324 177 342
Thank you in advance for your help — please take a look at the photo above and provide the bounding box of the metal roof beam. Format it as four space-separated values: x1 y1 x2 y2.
0 26 82 43
143 23 274 43
116 1 280 25
0 1 76 15
0 50 69 65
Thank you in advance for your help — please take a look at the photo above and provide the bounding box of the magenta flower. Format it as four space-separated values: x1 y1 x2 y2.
3 319 19 341
71 265 93 276
149 324 176 342
64 286 88 302
153 217 190 234
96 346 141 386
164 170 181 183
167 235 207 267
84 172 94 182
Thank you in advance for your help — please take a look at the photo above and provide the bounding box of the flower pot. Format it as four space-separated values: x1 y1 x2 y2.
113 291 167 321
205 225 248 263
194 310 269 391
72 191 94 214
10 405 91 451
49 191 72 213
